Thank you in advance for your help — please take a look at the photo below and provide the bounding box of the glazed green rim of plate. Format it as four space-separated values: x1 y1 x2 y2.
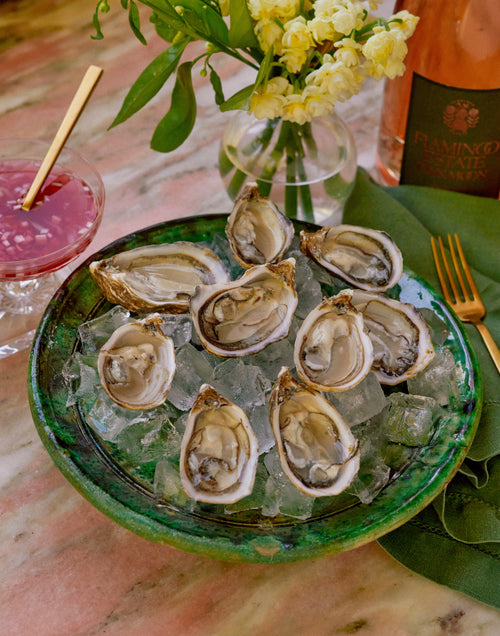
28 214 483 563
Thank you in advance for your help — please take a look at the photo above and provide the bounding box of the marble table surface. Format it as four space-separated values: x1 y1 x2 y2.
1 1 499 634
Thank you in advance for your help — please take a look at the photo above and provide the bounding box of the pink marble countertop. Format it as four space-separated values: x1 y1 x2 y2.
1 1 499 634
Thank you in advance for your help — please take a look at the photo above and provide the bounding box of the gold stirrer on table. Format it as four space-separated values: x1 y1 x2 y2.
21 65 103 211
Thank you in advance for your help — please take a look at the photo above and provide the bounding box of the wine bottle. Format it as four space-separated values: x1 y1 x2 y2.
377 0 500 198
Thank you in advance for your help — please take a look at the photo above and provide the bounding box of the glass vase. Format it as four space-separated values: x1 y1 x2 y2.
219 110 357 226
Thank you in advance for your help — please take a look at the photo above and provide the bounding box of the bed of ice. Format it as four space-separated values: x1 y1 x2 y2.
62 234 462 520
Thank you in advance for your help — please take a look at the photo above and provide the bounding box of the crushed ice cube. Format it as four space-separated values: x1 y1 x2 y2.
156 314 193 347
78 306 131 353
154 458 195 511
382 393 439 446
211 358 272 408
349 419 391 504
224 462 268 514
288 250 324 319
63 352 99 408
167 343 216 411
418 308 450 346
326 372 387 426
407 346 459 407
247 404 275 455
86 386 154 442
115 407 182 464
261 448 315 519
246 336 295 380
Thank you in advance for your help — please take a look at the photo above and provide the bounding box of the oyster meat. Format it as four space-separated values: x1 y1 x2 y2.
90 241 230 313
350 290 435 384
97 314 175 410
190 258 298 357
294 290 374 392
225 183 294 268
269 368 360 497
300 224 403 292
180 384 259 504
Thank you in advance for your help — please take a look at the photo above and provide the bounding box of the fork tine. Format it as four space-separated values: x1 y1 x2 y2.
438 235 462 302
447 234 471 302
431 236 452 303
453 233 480 300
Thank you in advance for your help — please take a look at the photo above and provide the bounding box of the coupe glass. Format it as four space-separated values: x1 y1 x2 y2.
0 138 105 357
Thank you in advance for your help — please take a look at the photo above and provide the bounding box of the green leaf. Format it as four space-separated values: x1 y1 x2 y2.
173 0 229 44
209 67 225 106
150 11 179 42
254 45 274 90
220 85 254 112
90 0 110 41
110 39 189 128
151 62 197 152
228 0 259 48
139 0 198 39
128 0 147 45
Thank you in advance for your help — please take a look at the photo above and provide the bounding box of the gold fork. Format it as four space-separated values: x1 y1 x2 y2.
431 233 500 373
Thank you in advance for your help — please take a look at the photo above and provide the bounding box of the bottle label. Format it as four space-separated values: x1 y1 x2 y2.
400 74 500 198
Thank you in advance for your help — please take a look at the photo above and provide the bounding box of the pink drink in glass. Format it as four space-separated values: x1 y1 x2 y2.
0 154 103 281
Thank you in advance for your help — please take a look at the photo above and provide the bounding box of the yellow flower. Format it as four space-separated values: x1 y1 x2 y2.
362 27 408 80
308 16 337 43
249 77 291 119
390 10 420 38
306 54 363 101
280 48 309 73
248 0 301 22
282 93 310 125
279 17 314 73
303 85 335 118
334 37 362 67
255 19 284 54
282 16 314 51
313 0 366 35
365 0 382 10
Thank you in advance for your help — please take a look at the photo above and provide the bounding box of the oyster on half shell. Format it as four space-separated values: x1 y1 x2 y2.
180 384 259 504
97 314 175 410
269 368 360 497
190 258 298 357
294 290 374 392
225 183 294 268
90 241 230 313
350 290 435 385
300 224 403 292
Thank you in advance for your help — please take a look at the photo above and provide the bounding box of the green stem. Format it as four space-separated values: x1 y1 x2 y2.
256 120 290 196
225 119 279 200
290 124 314 221
285 126 298 219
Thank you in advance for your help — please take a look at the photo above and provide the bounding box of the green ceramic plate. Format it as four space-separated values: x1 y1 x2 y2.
28 214 482 563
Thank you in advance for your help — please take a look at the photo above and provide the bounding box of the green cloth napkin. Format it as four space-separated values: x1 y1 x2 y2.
342 169 500 609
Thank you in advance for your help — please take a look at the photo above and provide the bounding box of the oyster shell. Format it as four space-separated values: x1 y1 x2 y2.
350 290 435 384
300 224 403 292
90 241 230 313
225 183 294 268
180 384 259 504
269 368 360 497
294 290 374 392
190 258 298 357
97 314 175 410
